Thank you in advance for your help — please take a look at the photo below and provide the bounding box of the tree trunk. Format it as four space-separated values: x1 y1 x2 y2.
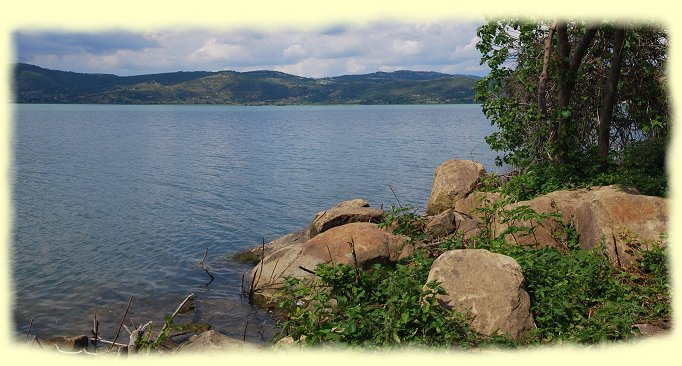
598 28 627 170
554 23 599 164
538 23 557 117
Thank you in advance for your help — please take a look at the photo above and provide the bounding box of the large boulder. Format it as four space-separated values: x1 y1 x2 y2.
426 160 487 216
494 185 667 268
248 222 413 306
309 199 384 238
426 249 535 340
233 198 382 264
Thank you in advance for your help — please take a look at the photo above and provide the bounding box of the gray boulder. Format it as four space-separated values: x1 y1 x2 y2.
426 249 535 340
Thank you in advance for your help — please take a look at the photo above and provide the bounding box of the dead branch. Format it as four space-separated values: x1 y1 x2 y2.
298 266 316 275
110 295 133 351
91 313 99 352
25 318 33 343
389 185 402 207
199 248 215 285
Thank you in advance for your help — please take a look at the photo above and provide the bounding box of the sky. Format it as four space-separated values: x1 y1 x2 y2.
12 20 487 78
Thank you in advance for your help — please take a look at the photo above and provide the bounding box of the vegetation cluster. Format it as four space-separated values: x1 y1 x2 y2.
271 18 670 349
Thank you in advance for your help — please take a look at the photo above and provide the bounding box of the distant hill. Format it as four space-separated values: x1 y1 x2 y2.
12 63 481 105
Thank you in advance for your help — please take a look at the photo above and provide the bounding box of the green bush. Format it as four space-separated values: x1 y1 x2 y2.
275 253 480 348
617 137 668 196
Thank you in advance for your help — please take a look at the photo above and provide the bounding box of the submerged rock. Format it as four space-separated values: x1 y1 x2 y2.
41 335 90 352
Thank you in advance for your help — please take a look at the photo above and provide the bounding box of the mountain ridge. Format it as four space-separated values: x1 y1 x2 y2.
12 63 481 105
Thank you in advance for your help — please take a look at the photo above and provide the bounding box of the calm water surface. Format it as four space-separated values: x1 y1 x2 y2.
11 104 502 343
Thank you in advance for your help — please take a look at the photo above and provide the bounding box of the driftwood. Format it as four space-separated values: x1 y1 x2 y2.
127 321 152 354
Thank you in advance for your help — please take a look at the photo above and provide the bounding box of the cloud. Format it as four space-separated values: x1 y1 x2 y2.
14 30 160 58
13 20 487 77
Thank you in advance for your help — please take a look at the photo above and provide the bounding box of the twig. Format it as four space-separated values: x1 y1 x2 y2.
92 313 99 352
30 335 44 349
91 336 128 348
110 295 133 351
247 237 266 300
389 185 402 207
25 318 33 343
199 248 215 285
298 266 316 275
170 293 196 320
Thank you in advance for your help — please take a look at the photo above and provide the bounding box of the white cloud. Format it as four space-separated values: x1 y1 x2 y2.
15 19 488 77
282 44 306 58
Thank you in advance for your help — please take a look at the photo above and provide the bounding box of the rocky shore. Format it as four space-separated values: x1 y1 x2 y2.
31 159 670 354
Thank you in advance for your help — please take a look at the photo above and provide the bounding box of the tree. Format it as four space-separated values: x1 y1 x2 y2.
475 19 669 176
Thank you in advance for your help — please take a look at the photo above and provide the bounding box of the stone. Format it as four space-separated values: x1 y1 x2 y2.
233 227 311 264
494 185 667 268
174 330 256 352
309 202 384 238
248 222 413 306
274 335 306 348
425 208 478 239
426 160 487 216
634 323 670 337
42 335 90 351
233 199 377 264
426 249 535 340
456 191 501 219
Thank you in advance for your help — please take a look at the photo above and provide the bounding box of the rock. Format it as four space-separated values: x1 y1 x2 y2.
426 160 487 216
456 191 501 219
233 227 311 264
309 200 384 238
424 208 478 239
494 185 667 268
42 335 90 351
174 330 256 352
335 198 370 208
274 335 306 348
426 249 535 340
249 222 413 306
634 323 670 337
233 199 377 264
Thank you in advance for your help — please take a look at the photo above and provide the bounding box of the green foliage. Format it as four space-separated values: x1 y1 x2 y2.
616 137 668 196
275 255 480 348
495 136 668 201
475 19 669 185
378 205 427 243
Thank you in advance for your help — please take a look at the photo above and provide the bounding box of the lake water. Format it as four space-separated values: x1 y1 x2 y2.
10 104 502 344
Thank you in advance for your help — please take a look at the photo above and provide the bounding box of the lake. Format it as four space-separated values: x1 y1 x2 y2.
10 103 502 344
